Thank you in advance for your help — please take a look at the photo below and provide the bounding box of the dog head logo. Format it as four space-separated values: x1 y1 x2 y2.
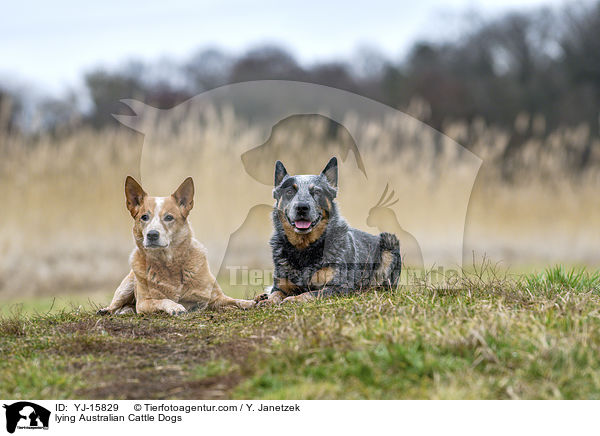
3 402 50 433
114 81 481 285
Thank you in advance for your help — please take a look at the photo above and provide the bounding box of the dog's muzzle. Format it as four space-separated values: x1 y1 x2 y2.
287 214 322 234
144 230 168 248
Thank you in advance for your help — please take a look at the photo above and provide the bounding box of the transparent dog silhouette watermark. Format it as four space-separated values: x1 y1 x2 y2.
113 80 481 295
226 264 461 288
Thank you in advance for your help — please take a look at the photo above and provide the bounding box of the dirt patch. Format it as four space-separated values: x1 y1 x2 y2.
3 308 284 399
55 318 195 339
53 335 182 358
78 366 245 399
60 323 262 399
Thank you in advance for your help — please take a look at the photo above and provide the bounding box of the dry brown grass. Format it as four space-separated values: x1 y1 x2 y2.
0 107 599 299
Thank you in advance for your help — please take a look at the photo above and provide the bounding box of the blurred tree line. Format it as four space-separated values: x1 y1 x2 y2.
2 1 600 137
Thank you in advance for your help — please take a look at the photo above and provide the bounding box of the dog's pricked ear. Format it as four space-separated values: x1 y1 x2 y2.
274 160 288 187
172 177 194 217
321 157 338 188
125 176 147 217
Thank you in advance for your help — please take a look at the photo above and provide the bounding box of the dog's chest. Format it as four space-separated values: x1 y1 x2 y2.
281 238 325 270
145 264 189 300
278 240 333 289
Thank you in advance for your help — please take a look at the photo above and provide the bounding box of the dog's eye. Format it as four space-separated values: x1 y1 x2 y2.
164 214 174 222
140 214 150 222
285 190 295 199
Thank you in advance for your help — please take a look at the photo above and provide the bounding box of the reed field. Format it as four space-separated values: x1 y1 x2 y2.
0 102 599 303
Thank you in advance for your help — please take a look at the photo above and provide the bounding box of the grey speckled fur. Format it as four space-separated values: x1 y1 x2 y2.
265 157 401 300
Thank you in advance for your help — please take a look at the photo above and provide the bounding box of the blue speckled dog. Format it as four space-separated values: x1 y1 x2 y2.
256 157 401 305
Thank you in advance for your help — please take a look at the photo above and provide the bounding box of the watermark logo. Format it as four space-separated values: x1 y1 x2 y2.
3 402 50 433
226 265 462 288
113 80 482 291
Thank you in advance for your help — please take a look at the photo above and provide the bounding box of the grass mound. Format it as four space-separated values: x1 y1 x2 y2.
1 266 599 399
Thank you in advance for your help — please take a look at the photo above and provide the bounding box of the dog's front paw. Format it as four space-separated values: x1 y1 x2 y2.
254 293 269 302
238 299 256 310
97 307 111 316
257 299 273 307
115 305 136 315
282 293 314 304
281 296 298 304
164 301 187 316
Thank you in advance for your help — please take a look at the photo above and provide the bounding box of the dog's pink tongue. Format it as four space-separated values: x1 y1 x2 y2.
295 220 312 229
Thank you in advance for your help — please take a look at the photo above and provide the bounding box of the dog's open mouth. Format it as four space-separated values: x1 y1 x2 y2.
289 216 321 233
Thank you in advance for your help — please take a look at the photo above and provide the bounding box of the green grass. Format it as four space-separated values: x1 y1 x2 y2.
1 266 600 399
524 265 600 293
0 292 112 317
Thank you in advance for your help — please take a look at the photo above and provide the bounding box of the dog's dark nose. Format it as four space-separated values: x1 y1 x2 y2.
147 230 160 241
295 202 310 215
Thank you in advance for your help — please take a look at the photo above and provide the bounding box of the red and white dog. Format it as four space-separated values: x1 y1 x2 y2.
99 176 255 315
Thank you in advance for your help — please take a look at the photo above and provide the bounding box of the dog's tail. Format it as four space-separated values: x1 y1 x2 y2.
379 232 402 288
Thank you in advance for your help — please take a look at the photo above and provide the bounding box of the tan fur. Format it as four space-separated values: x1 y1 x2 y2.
259 271 328 306
310 266 335 287
282 292 315 304
278 209 329 250
374 250 394 286
276 278 300 296
256 290 286 307
100 177 255 315
256 277 300 307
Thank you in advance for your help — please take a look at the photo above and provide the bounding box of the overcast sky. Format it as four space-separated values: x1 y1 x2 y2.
1 0 568 96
